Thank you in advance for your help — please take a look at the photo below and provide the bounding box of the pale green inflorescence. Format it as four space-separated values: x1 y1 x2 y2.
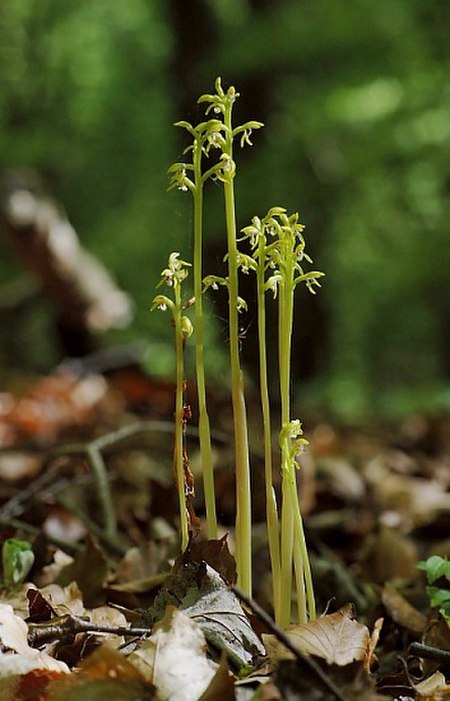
240 207 324 625
152 252 193 550
156 79 325 623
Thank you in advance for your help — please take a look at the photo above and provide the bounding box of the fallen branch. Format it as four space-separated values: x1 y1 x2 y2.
1 169 133 356
27 613 151 647
0 420 262 557
409 642 450 663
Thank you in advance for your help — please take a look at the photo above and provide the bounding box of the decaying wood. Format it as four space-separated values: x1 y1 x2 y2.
0 170 133 355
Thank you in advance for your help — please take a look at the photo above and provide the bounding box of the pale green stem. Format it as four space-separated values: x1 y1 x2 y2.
193 141 217 539
290 480 307 624
278 275 294 628
223 108 252 596
256 239 281 620
292 485 316 620
173 284 189 551
279 468 294 628
278 247 316 625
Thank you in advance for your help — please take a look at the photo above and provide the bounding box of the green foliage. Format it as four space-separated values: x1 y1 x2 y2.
418 555 450 627
1 538 34 588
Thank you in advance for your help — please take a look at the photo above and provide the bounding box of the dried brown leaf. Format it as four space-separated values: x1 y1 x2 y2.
264 604 370 666
198 653 236 701
382 582 427 633
0 604 70 678
415 671 450 700
185 535 237 585
129 606 217 701
364 526 419 583
56 536 108 608
46 644 155 701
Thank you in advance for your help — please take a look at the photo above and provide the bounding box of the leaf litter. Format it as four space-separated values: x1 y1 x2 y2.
1 370 450 698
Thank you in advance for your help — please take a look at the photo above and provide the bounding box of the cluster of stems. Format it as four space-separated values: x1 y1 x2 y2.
240 209 323 625
154 79 324 625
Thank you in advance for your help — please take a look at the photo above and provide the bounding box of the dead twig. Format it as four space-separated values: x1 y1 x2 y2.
232 586 347 701
409 642 450 663
27 613 151 646
0 420 260 556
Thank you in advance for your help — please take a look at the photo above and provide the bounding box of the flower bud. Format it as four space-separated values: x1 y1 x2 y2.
180 315 194 340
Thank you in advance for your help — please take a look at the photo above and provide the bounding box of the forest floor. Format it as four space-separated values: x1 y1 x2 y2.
0 365 450 700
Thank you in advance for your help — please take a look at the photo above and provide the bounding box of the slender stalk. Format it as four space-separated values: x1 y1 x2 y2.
256 236 281 620
277 230 316 625
192 139 217 538
278 270 295 628
152 254 193 552
292 487 316 619
223 105 252 596
173 282 189 551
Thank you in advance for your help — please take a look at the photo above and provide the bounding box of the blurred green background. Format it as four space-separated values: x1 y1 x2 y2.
1 0 449 418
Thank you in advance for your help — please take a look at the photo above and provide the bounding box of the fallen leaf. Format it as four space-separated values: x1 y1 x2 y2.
130 606 217 701
34 549 74 588
113 542 169 584
365 458 450 528
108 573 168 594
264 604 370 666
26 588 56 623
0 668 67 701
149 561 265 669
382 582 427 633
0 604 69 679
37 582 85 617
364 617 383 673
0 603 33 654
185 536 237 585
46 644 155 701
0 452 42 481
198 653 235 701
3 373 108 443
316 457 365 501
56 536 108 607
415 671 450 700
363 526 419 583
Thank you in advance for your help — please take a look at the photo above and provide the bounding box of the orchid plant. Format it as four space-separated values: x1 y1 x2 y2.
151 252 193 551
153 79 324 625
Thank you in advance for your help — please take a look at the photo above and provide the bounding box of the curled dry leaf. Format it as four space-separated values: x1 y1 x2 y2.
197 652 236 701
364 617 383 673
0 603 69 678
129 606 218 701
150 561 265 669
264 604 371 667
185 535 237 585
415 671 450 700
